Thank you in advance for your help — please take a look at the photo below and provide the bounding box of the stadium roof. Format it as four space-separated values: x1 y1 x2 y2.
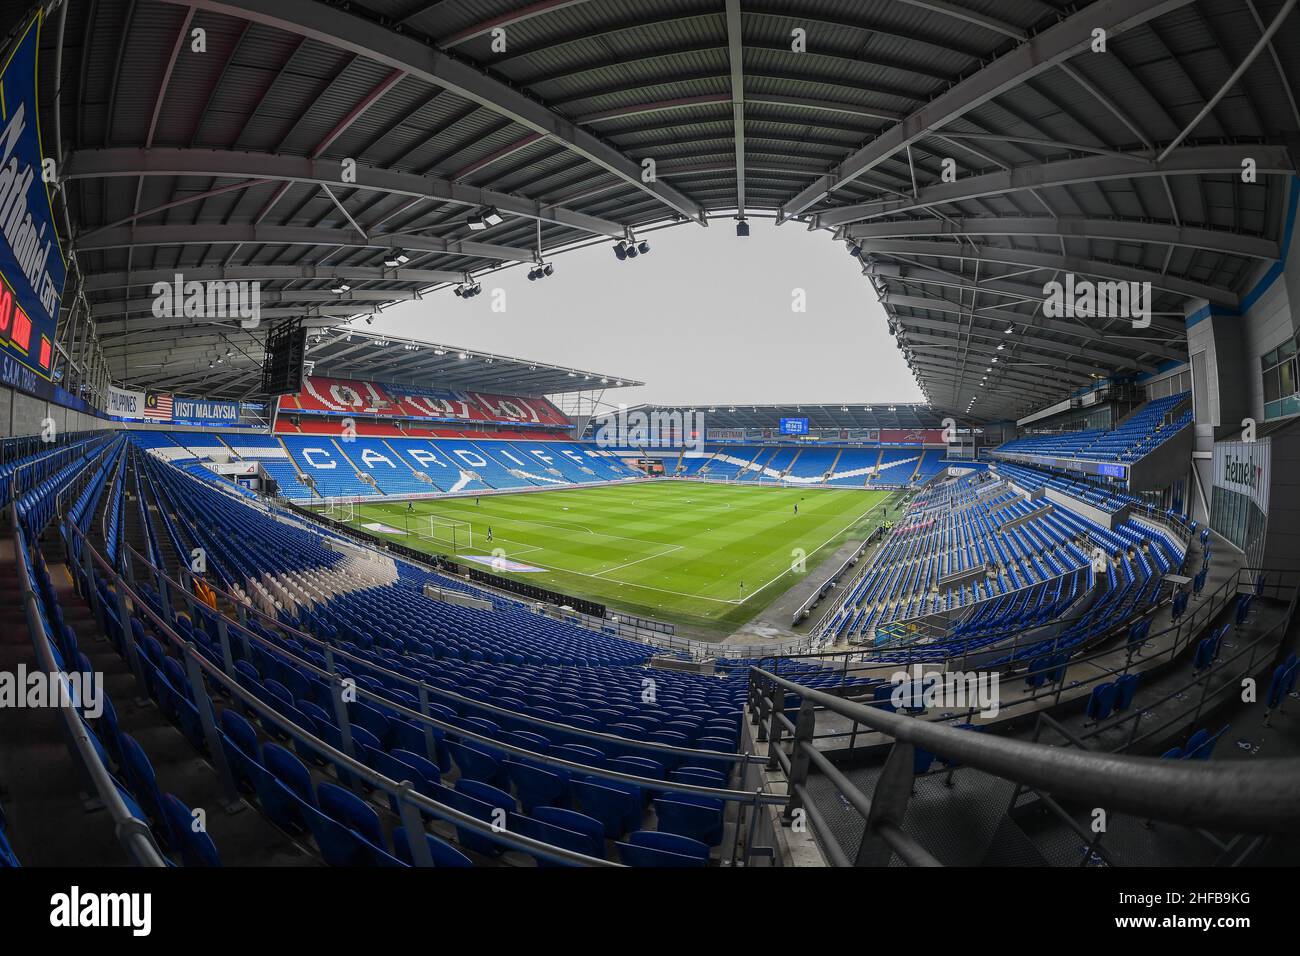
294 329 641 396
606 402 956 430
41 0 1300 417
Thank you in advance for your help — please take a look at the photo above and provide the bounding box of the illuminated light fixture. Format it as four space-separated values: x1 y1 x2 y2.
615 380 623 386
383 250 410 267
332 283 351 294
567 371 577 377
601 377 608 383
433 348 446 355
1004 325 1014 334
997 343 1005 350
529 364 537 370
458 351 468 360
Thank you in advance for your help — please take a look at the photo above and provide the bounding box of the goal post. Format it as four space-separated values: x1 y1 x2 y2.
421 515 474 552
325 500 356 523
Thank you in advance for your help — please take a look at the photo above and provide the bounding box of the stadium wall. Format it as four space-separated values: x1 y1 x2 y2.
0 382 109 439
1179 176 1300 564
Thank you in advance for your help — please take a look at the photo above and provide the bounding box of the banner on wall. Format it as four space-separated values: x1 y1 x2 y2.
1213 437 1270 511
0 13 67 382
880 428 946 445
107 386 145 419
171 396 241 425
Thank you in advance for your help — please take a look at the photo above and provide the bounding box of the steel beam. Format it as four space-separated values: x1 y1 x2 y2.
157 0 705 222
858 239 1238 307
782 0 1200 216
64 148 625 238
818 144 1295 227
847 215 1280 259
74 224 536 262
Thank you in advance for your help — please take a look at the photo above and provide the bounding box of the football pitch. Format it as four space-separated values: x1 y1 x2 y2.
324 481 894 635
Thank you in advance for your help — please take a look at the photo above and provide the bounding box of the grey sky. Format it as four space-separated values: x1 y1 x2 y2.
363 218 925 408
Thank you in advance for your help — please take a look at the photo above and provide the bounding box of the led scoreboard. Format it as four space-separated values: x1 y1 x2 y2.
779 417 810 435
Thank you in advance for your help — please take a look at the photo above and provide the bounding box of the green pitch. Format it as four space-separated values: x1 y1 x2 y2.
325 481 891 635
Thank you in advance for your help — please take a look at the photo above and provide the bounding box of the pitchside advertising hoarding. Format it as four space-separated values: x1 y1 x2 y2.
0 13 67 383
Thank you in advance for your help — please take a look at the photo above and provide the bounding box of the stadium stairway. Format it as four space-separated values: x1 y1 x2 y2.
0 530 141 865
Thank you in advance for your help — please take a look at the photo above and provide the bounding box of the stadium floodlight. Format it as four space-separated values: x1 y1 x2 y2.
433 348 446 355
458 352 468 359
736 218 750 237
636 241 649 255
383 250 410 267
1004 325 1014 333
544 263 554 276
625 242 639 258
997 343 1005 350
481 206 503 226
332 283 351 293
847 242 861 258
613 240 628 260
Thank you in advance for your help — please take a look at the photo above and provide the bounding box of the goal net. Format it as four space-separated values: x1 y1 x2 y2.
325 501 356 523
421 515 473 552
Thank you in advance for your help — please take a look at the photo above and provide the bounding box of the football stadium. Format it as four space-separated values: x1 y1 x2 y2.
0 0 1299 925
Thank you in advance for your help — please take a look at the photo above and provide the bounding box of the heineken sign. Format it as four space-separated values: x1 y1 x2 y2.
1213 438 1269 511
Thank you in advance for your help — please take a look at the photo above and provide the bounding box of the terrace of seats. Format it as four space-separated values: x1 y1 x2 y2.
815 471 1188 668
995 393 1192 464
1 433 769 867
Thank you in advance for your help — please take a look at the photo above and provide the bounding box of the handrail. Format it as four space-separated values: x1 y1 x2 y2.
10 502 167 867
811 488 1192 651
69 512 620 866
752 664 1300 842
135 454 765 765
762 564 1283 749
777 526 1203 675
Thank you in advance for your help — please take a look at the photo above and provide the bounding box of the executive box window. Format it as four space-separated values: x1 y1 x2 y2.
1262 334 1299 421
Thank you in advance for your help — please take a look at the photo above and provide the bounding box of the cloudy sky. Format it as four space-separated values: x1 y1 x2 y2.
362 217 924 408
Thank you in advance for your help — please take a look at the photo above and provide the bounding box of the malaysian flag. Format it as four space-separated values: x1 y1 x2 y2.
144 391 174 420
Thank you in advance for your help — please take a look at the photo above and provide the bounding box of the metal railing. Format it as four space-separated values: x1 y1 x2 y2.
68 466 790 865
748 651 1300 866
10 502 167 866
753 564 1288 757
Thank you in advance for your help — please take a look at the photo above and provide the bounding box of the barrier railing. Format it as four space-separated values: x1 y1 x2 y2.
10 503 167 867
754 564 1288 754
70 461 789 865
747 646 1300 866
